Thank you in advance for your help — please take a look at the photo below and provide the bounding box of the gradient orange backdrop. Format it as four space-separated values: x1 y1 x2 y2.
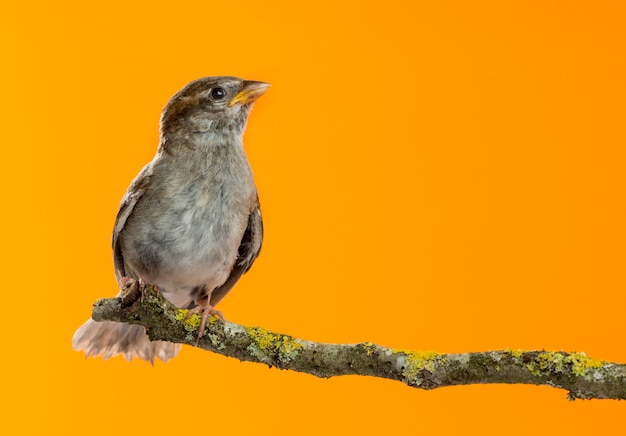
1 1 625 434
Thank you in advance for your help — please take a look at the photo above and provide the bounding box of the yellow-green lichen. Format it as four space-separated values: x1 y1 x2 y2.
523 351 604 377
525 352 566 376
505 348 524 360
393 349 442 386
568 352 604 376
207 315 218 328
175 309 201 332
361 342 377 356
246 327 304 364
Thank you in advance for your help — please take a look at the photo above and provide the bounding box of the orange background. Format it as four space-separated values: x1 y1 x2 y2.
1 0 625 434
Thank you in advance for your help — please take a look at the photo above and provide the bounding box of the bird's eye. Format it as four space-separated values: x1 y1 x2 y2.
210 87 226 100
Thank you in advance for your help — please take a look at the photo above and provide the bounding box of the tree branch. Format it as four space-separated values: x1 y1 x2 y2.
92 286 626 400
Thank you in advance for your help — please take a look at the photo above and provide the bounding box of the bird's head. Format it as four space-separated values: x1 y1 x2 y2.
159 76 270 145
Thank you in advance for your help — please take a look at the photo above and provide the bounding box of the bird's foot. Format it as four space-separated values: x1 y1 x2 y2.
185 303 224 346
137 278 148 302
120 277 140 307
120 277 159 306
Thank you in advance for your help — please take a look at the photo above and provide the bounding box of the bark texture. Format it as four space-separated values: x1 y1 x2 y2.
91 286 626 400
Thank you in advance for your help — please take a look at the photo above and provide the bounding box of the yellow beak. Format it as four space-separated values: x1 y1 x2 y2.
228 81 271 107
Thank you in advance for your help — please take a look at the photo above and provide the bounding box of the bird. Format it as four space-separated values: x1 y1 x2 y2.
72 76 268 363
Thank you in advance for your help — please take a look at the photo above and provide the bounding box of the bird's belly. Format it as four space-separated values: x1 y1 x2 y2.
127 199 248 306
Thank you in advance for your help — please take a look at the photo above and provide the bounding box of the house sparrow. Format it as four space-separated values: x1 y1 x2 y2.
72 76 268 363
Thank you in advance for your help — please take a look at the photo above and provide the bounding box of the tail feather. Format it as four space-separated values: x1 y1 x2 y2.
72 319 181 364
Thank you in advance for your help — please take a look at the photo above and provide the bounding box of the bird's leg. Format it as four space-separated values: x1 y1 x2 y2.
138 278 146 302
184 292 223 346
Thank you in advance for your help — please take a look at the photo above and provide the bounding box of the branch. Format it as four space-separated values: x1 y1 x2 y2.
92 286 626 400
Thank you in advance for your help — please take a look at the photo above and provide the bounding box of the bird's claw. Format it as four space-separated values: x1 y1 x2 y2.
185 304 223 346
120 277 140 307
120 277 159 306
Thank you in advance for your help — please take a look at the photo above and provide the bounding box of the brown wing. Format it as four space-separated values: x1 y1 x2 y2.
112 162 154 284
209 201 263 307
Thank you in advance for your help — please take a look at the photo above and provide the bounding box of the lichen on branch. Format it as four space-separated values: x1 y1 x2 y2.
91 286 626 400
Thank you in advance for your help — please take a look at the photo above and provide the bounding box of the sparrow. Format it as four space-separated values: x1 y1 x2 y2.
72 76 268 363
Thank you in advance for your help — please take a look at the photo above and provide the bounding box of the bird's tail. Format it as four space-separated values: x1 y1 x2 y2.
72 318 181 364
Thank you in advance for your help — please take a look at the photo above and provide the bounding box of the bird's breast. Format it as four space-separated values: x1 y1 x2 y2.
123 145 255 297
